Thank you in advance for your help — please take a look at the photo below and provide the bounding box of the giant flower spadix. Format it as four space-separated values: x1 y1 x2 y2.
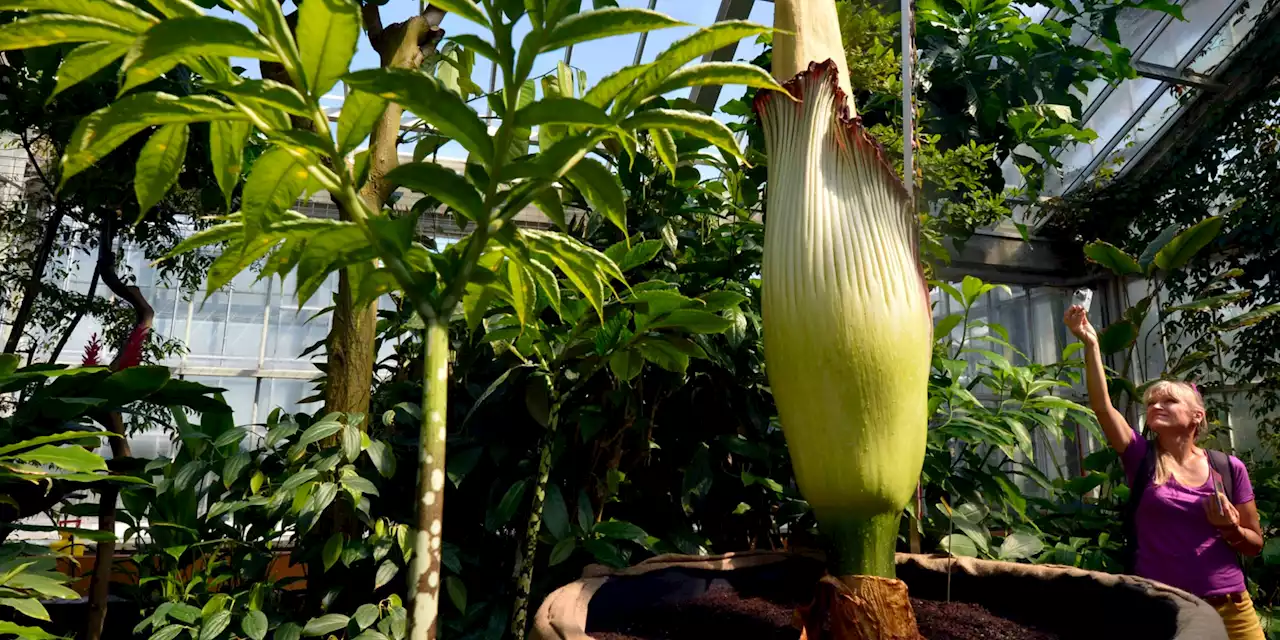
755 0 932 580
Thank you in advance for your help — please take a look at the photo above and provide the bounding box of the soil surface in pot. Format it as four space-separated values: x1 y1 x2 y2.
588 581 1059 640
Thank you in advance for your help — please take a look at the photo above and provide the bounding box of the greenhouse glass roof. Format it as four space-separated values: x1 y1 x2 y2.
245 0 1276 197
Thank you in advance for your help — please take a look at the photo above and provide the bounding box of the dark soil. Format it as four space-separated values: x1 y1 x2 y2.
588 582 1059 640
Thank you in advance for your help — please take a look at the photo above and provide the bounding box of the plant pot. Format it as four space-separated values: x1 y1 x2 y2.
533 551 1227 640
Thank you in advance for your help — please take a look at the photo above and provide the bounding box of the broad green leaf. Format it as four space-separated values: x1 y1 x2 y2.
648 309 733 334
61 93 247 184
302 614 349 637
522 253 563 316
49 41 130 101
622 109 744 163
221 451 250 487
549 537 576 566
365 440 396 478
352 604 379 630
651 128 677 176
242 611 268 640
215 79 311 116
336 90 387 156
490 479 529 529
149 625 187 640
505 261 536 329
0 596 49 621
427 0 490 28
609 349 643 381
514 97 613 129
210 121 252 211
445 575 467 611
273 623 302 640
0 15 133 51
447 34 500 65
120 17 277 94
10 444 106 472
1082 241 1141 276
1153 216 1223 272
541 7 684 52
651 61 788 98
200 611 232 640
542 484 570 539
616 21 769 114
344 67 494 165
322 533 343 571
0 0 157 31
1168 291 1250 312
297 420 343 447
384 162 483 221
635 338 689 373
998 530 1045 560
565 157 626 234
350 632 390 640
241 147 311 239
0 431 109 456
1097 319 1137 355
293 226 373 304
1138 224 1179 272
619 239 663 272
593 519 647 543
280 469 319 493
145 0 202 18
1221 304 1280 330
297 0 360 97
699 290 746 311
134 123 189 217
531 185 567 231
206 235 279 295
934 313 964 338
939 533 980 557
373 560 398 589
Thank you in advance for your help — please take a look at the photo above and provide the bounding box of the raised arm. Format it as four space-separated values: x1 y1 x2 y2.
1064 305 1134 453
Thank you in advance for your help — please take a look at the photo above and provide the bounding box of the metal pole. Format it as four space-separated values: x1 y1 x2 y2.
901 0 914 197
632 0 659 66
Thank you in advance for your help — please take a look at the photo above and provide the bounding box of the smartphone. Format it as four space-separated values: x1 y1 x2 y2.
1213 474 1227 516
1072 288 1093 313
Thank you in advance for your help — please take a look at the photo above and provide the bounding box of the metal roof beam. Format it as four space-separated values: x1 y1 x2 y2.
1134 60 1226 91
689 0 758 111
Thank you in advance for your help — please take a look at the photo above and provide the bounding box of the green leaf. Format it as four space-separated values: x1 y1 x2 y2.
336 91 387 156
1097 320 1137 355
344 68 494 166
242 611 268 640
302 614 349 637
273 623 302 640
609 349 643 382
61 92 248 185
206 235 279 295
0 15 133 51
618 240 663 272
1153 216 1223 272
635 338 689 373
121 17 277 94
998 531 1045 561
1082 241 1142 276
385 162 483 221
939 533 980 557
491 479 530 530
373 560 398 589
505 261 537 329
221 451 250 487
549 537 576 566
340 424 362 461
426 0 490 28
542 484 570 539
616 21 769 113
134 123 189 218
1221 304 1280 330
10 444 106 472
649 309 733 334
209 121 252 211
322 533 343 571
340 473 379 496
0 431 110 456
297 420 343 447
934 313 964 339
49 41 130 102
593 520 647 543
565 157 626 234
0 597 49 622
215 79 310 116
352 604 379 631
1168 291 1250 312
622 109 743 163
531 185 567 231
365 440 396 478
149 625 187 640
699 291 746 311
651 61 788 98
241 147 310 238
1138 225 1179 272
297 0 359 97
350 632 390 640
541 7 684 52
445 576 467 611
514 97 613 129
0 0 157 31
651 128 677 176
200 611 232 640
280 469 320 493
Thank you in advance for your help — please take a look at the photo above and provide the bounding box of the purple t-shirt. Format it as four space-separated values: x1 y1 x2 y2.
1121 431 1254 597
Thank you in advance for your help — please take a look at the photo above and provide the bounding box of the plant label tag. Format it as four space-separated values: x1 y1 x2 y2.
1072 288 1093 313
1213 473 1227 515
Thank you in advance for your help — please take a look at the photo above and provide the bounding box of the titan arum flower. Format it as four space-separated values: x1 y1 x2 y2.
755 0 931 635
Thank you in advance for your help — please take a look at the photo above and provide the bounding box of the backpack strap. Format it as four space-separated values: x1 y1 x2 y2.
1121 440 1157 573
1207 449 1235 504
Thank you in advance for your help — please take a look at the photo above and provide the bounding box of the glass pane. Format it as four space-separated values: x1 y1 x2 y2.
265 271 335 370
1187 0 1267 73
1140 0 1232 66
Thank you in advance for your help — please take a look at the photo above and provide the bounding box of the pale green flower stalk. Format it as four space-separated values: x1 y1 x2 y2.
756 0 932 597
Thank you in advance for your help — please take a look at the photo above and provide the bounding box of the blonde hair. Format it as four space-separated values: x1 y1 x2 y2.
1143 380 1208 486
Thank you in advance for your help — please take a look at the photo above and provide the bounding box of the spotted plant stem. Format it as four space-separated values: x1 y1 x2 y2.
510 411 558 640
408 319 449 640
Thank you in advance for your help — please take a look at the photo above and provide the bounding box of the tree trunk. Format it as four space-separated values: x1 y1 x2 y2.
4 206 64 355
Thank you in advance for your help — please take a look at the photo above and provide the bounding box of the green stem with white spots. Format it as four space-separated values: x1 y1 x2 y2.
408 319 449 640
510 408 559 640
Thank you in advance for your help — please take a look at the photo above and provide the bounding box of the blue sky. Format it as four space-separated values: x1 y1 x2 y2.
219 0 776 160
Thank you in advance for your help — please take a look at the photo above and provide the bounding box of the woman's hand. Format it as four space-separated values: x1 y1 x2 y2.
1063 305 1098 346
1204 491 1241 529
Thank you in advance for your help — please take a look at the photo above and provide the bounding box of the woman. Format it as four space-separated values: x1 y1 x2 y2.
1065 304 1265 639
